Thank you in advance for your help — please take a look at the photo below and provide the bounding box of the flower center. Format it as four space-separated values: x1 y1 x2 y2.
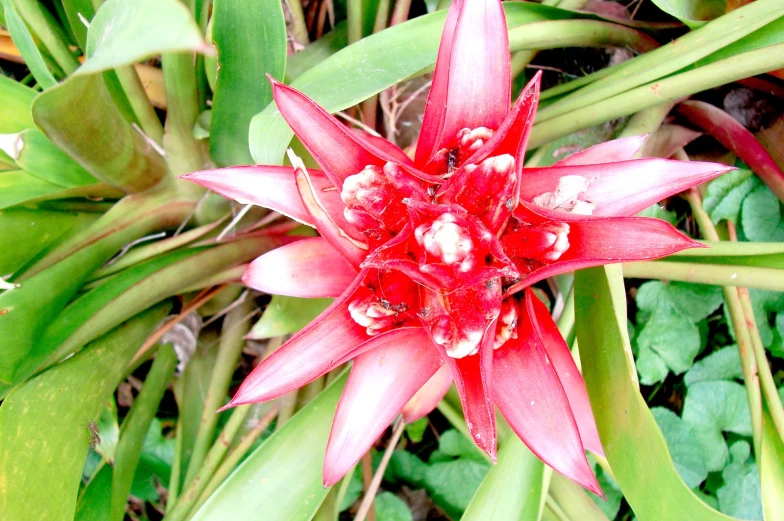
415 213 475 270
457 127 494 158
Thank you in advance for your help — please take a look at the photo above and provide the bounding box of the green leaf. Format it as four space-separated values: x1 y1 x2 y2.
0 75 36 134
210 0 286 166
635 300 701 383
59 0 95 50
741 185 784 242
190 372 348 521
717 441 762 520
77 0 210 75
94 399 120 464
575 265 737 521
650 0 726 29
760 400 784 520
75 463 113 521
0 304 170 521
638 204 679 226
462 435 544 521
590 462 623 519
682 381 752 472
249 3 575 165
3 129 98 187
651 407 709 488
0 0 58 88
0 169 69 209
637 281 725 323
339 467 364 511
384 450 429 489
33 74 168 193
404 417 428 444
247 295 332 340
424 459 490 519
685 346 743 385
703 169 760 225
374 492 413 521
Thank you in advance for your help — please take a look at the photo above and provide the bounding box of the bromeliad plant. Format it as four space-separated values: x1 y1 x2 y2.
186 0 732 493
2 0 784 520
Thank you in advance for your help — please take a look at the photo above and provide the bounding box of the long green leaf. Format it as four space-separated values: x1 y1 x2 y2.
32 74 168 193
111 345 178 521
760 403 784 520
4 129 97 187
574 265 737 521
0 208 97 275
77 0 210 75
0 75 35 133
210 0 286 166
0 303 170 521
190 372 349 521
248 3 576 165
59 0 95 50
1 0 58 88
0 169 68 209
462 435 544 521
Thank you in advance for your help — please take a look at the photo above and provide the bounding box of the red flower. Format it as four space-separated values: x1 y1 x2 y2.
183 0 731 494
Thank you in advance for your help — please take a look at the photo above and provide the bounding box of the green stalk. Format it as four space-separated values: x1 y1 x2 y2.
168 418 186 510
536 0 784 122
621 260 784 292
186 406 280 518
539 66 615 101
738 288 784 443
618 101 675 140
347 0 362 44
164 405 253 521
686 190 763 454
389 0 412 24
183 297 254 485
162 53 206 174
111 344 179 521
287 0 310 46
510 50 537 79
508 20 659 55
114 66 165 146
530 42 784 149
9 0 79 74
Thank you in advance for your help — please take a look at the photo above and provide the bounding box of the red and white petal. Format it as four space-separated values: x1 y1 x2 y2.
526 290 604 456
493 298 602 496
505 204 704 293
270 77 400 187
295 162 368 268
402 364 452 423
553 135 646 166
521 159 732 217
416 0 511 168
223 275 371 407
243 237 357 298
676 100 784 201
180 165 321 226
323 329 441 486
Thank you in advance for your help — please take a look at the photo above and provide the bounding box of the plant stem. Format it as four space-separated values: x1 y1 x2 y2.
183 297 254 485
111 344 179 521
286 0 310 47
162 53 205 174
622 260 784 292
509 20 659 56
115 65 165 146
164 405 254 521
685 190 764 453
355 419 405 521
389 0 412 25
530 42 784 149
361 452 376 521
185 406 280 519
347 0 362 44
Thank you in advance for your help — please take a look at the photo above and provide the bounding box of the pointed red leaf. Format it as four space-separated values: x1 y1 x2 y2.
464 72 541 171
243 237 357 298
323 328 441 486
180 165 321 226
293 156 368 268
416 0 510 168
271 77 404 187
224 275 371 407
521 159 732 217
676 100 784 202
351 128 414 167
504 204 704 293
526 290 604 456
553 135 646 166
493 296 602 496
402 364 452 423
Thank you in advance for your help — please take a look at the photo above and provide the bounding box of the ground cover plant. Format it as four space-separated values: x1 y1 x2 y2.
1 0 784 520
